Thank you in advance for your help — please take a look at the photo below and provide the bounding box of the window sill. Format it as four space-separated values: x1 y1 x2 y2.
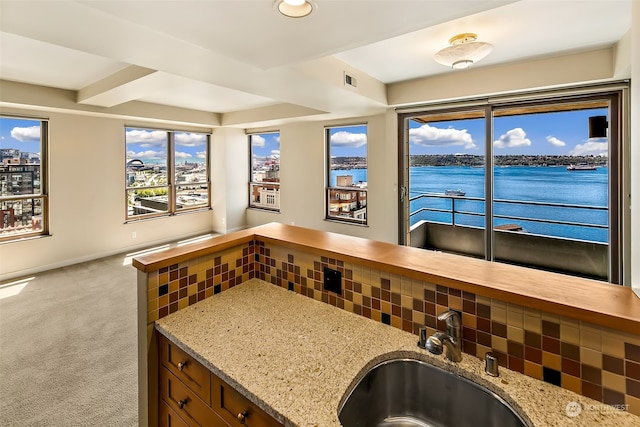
248 207 281 214
0 233 51 245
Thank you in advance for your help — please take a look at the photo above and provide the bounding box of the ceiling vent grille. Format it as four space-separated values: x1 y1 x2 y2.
344 72 358 88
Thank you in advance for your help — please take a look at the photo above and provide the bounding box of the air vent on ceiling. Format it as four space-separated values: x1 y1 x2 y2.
344 72 358 88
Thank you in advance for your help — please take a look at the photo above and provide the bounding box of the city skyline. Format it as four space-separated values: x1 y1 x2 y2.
0 117 41 155
251 132 280 162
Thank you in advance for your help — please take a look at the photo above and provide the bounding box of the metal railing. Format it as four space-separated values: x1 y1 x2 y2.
409 192 607 234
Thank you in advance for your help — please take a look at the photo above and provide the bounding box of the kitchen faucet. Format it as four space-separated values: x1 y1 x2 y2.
418 310 462 362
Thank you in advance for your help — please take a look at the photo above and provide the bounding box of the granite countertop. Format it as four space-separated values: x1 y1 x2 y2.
155 279 639 427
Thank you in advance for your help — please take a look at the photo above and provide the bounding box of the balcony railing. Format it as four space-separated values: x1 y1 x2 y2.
409 192 608 243
408 192 609 280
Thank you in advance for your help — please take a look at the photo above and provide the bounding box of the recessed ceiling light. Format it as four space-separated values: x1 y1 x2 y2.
274 0 316 18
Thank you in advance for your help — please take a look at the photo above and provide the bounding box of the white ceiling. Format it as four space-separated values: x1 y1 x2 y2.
0 0 632 126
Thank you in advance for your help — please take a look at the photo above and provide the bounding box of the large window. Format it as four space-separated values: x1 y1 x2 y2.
326 124 367 225
400 89 624 283
249 132 280 211
125 128 210 220
0 116 48 242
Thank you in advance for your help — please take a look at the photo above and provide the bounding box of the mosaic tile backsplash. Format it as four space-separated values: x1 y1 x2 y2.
144 239 640 416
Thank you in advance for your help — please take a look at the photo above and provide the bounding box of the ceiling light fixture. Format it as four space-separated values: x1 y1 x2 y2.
434 33 493 70
275 0 316 18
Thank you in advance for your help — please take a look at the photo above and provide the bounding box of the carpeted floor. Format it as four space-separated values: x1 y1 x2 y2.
0 253 139 426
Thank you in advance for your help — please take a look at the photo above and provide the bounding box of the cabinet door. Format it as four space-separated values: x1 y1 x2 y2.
159 399 190 427
212 374 284 427
159 334 211 404
160 367 229 427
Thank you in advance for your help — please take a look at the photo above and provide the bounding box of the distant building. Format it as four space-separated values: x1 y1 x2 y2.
336 175 353 186
329 175 367 221
251 164 280 210
0 151 42 232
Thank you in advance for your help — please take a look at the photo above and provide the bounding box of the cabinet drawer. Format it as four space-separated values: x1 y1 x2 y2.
159 399 190 427
212 374 284 427
160 367 229 427
159 334 211 404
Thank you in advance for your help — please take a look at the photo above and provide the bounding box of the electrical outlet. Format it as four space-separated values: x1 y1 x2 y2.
132 231 137 239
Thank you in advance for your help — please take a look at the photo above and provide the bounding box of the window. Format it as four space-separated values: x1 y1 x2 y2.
400 88 624 283
0 116 48 242
249 132 280 211
125 128 210 220
326 124 367 224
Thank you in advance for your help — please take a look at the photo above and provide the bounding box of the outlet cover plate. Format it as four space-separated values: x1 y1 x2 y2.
323 267 342 295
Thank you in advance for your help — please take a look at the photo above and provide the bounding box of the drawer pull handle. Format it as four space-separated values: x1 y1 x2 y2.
177 361 188 371
237 411 248 424
178 399 188 409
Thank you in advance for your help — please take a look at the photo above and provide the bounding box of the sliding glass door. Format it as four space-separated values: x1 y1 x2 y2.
399 90 622 283
401 109 487 259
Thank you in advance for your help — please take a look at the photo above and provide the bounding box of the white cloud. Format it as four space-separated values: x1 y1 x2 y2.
196 151 207 159
270 149 280 158
569 138 608 156
330 131 367 148
126 129 166 146
127 149 165 160
251 135 266 148
546 135 566 147
175 151 193 159
409 124 476 150
11 126 40 142
175 132 207 147
494 128 531 149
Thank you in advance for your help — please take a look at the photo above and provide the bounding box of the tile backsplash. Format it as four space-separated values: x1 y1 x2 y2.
143 239 640 416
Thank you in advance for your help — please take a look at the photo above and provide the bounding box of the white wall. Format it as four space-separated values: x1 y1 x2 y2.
0 108 215 281
245 113 399 244
211 127 248 234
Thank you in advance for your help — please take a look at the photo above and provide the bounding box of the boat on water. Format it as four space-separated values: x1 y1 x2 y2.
567 164 597 171
445 189 465 196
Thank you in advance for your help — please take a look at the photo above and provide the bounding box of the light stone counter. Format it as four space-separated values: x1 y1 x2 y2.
155 279 639 427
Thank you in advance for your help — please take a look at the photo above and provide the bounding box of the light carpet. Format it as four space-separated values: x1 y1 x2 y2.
0 253 139 426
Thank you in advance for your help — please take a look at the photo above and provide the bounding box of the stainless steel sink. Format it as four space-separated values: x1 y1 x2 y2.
338 358 528 427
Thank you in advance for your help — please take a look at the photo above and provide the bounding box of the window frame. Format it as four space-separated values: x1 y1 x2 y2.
325 124 368 226
0 115 49 242
398 85 627 284
248 132 281 212
125 127 211 221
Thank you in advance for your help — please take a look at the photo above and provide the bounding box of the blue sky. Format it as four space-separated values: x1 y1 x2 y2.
409 108 609 156
125 128 207 164
328 124 367 157
0 117 42 154
251 126 369 160
251 132 280 160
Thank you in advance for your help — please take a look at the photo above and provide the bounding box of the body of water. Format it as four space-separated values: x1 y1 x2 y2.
330 166 608 243
410 165 608 243
331 169 368 186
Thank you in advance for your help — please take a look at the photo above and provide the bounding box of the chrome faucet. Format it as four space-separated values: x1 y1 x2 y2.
420 310 462 362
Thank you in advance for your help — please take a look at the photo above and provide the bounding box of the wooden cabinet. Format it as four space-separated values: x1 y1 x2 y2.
158 399 190 427
159 333 211 403
212 374 283 427
158 334 283 427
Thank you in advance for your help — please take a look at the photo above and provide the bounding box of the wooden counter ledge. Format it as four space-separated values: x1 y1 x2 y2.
133 222 640 335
